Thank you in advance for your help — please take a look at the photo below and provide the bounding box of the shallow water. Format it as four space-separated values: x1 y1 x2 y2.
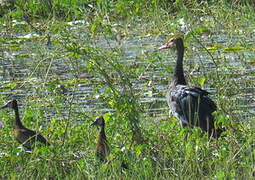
0 21 255 122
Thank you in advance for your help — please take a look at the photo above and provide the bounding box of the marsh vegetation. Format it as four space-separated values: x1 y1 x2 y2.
0 0 254 179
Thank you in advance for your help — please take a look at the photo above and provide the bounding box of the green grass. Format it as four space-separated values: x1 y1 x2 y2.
0 0 255 179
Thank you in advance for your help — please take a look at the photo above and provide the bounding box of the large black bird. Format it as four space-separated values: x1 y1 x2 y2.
159 37 223 138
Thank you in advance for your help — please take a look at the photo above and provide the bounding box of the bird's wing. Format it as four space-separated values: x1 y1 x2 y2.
167 85 217 126
182 86 217 112
35 133 49 145
15 128 33 143
17 128 49 145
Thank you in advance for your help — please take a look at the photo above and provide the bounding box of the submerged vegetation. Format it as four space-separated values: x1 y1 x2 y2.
0 0 254 179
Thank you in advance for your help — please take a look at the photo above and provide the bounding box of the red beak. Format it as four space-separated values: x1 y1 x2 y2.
158 44 169 50
158 42 174 50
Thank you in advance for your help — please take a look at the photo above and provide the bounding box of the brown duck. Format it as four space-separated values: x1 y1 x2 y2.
0 100 50 150
91 116 110 162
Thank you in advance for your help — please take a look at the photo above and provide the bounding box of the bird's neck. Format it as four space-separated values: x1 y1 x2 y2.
14 107 24 128
98 126 107 143
172 47 186 85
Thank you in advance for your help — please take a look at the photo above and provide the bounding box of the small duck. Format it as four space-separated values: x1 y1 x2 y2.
0 99 50 150
91 116 110 162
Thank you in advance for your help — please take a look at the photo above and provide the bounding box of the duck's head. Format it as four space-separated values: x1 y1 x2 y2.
158 37 184 51
91 116 105 128
0 100 18 110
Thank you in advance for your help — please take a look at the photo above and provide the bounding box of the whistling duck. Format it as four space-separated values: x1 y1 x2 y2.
0 100 50 150
91 116 110 162
158 37 224 137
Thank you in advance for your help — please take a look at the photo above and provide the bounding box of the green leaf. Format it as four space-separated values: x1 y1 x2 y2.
103 113 112 122
91 24 97 34
198 76 206 86
223 45 245 53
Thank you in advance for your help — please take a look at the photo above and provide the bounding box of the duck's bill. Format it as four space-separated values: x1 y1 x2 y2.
0 104 8 109
158 42 174 50
90 121 97 126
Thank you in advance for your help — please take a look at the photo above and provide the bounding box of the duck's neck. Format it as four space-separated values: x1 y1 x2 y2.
172 47 186 85
98 126 107 142
14 107 24 128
